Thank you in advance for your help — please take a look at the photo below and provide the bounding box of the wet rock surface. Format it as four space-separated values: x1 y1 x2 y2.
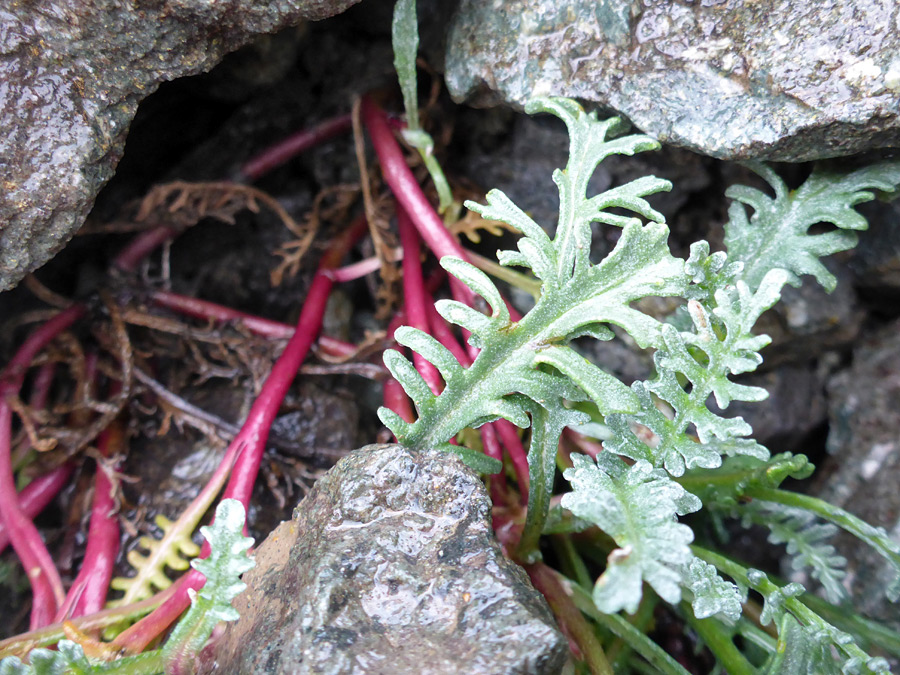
0 0 361 291
205 444 567 675
445 0 900 162
120 379 359 559
816 319 900 624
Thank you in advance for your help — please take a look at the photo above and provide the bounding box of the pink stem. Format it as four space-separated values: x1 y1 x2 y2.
114 217 367 653
28 363 55 409
562 428 602 461
362 98 530 490
326 255 391 283
495 419 530 501
150 290 355 358
396 203 442 394
0 403 63 629
238 113 353 183
11 362 58 471
112 227 177 273
56 418 123 621
1 306 86 395
0 464 73 555
0 306 86 630
383 314 416 426
220 218 367 509
360 96 473 306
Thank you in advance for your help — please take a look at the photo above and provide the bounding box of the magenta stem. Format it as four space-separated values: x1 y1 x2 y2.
327 255 389 283
360 96 474 306
0 306 86 629
114 217 367 654
397 203 442 394
383 314 416 425
0 464 73 555
112 227 177 273
495 419 530 501
0 306 86 395
0 403 63 629
239 113 353 183
55 419 123 621
150 290 356 358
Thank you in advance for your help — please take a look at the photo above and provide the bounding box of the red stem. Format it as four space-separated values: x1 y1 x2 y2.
238 113 353 183
112 227 177 273
0 464 74 555
56 419 124 621
383 313 416 425
0 403 63 629
149 290 355 358
525 563 612 675
495 419 530 501
327 255 388 284
114 217 367 653
397 203 442 394
0 306 86 395
360 95 473 306
0 306 86 629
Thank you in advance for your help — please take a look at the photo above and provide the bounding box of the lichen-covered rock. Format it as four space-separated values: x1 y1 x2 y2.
0 0 361 291
204 444 566 674
445 0 900 162
817 319 900 624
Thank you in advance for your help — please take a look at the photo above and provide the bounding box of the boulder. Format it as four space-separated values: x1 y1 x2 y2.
817 319 900 624
204 444 567 674
445 0 900 162
0 0 361 291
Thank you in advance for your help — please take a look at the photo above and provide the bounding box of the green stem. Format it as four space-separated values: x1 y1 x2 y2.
736 618 777 655
692 546 880 668
98 651 164 675
569 584 691 675
681 603 757 675
798 589 900 657
609 594 657 670
552 534 593 590
517 407 558 562
526 564 613 675
463 249 542 298
744 487 900 573
0 585 174 658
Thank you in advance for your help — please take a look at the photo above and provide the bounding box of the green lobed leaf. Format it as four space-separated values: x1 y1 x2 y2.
161 499 254 669
446 444 503 474
683 558 742 624
560 453 700 613
0 641 92 675
738 503 848 605
724 161 900 292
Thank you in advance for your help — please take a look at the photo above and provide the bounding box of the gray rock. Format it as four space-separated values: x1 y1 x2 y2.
755 260 863 368
721 365 828 454
205 444 566 674
445 0 900 162
816 319 900 624
0 0 361 291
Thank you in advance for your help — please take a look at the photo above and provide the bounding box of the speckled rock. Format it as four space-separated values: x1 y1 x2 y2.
755 260 863 368
0 0 361 291
721 365 828 454
445 0 900 162
204 444 566 674
816 320 900 624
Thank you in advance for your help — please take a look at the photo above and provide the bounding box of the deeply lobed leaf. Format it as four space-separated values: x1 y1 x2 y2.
560 453 701 613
